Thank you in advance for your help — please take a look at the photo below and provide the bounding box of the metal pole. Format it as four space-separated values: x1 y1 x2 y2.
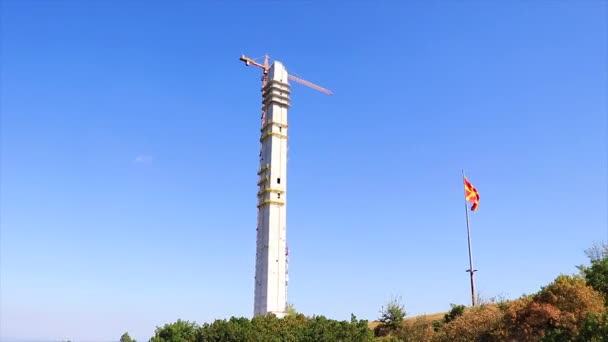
462 170 477 307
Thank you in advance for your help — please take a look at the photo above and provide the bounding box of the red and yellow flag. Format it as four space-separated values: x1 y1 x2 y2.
464 176 480 211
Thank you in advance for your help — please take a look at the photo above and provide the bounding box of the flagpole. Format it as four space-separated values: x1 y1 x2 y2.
462 169 477 307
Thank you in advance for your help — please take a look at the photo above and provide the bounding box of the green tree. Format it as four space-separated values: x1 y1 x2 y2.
579 242 608 299
375 295 406 337
576 312 608 341
286 302 298 316
149 319 199 342
120 332 135 342
194 313 374 342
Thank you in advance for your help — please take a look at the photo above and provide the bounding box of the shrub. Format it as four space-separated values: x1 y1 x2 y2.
502 275 606 341
434 304 505 342
443 304 466 324
396 315 436 342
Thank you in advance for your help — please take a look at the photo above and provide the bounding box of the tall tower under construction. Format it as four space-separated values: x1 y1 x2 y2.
240 54 331 318
253 61 290 317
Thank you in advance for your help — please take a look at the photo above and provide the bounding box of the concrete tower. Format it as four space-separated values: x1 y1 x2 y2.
253 61 290 317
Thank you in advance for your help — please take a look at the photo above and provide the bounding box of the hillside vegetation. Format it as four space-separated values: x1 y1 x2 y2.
123 241 608 341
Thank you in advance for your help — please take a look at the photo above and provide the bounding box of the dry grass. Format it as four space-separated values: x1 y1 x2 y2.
368 311 447 329
368 304 503 330
405 312 446 322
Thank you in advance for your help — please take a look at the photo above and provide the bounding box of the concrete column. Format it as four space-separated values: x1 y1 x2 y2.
253 61 290 318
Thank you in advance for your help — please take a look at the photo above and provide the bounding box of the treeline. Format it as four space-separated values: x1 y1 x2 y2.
122 242 608 341
374 274 607 341
147 315 374 342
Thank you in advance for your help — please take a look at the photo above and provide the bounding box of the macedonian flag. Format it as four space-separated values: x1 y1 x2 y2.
464 176 480 211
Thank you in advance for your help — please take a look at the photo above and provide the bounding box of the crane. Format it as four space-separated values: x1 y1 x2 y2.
239 53 333 176
239 54 333 95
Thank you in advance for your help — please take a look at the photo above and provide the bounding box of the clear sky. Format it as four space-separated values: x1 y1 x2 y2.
1 1 606 341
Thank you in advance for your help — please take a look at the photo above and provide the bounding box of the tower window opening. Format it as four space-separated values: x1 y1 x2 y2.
277 193 281 199
277 178 281 184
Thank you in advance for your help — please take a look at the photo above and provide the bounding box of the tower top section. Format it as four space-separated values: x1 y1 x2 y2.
238 54 333 95
268 61 289 84
263 62 291 110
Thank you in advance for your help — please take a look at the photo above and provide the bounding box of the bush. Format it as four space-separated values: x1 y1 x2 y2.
434 305 505 342
502 275 606 341
396 315 436 342
443 304 466 324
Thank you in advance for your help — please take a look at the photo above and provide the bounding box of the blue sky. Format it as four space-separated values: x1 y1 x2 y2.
1 1 606 341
